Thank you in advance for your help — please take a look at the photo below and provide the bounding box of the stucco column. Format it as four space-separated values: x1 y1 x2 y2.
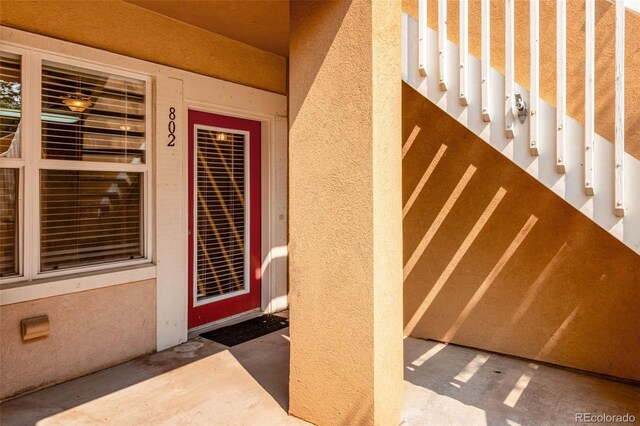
288 1 403 425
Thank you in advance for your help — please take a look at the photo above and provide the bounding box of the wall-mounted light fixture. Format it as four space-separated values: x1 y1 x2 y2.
63 91 92 113
21 315 50 341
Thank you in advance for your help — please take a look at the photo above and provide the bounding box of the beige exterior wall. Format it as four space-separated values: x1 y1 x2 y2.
289 1 403 424
0 0 290 398
403 83 640 381
0 279 156 400
403 0 640 160
0 0 286 94
125 0 289 58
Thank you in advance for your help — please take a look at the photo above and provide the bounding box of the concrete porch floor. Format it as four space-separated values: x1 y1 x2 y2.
1 329 638 426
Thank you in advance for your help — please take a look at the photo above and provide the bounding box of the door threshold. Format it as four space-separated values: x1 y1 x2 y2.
187 308 262 339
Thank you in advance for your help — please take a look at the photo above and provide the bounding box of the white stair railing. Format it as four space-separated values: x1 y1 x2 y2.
402 0 639 255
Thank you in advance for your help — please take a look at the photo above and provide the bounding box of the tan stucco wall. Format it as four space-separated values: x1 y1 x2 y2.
0 0 286 94
289 1 403 424
403 82 640 381
403 0 640 159
0 279 156 400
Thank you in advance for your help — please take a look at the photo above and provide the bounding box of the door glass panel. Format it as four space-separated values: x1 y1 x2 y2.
195 127 246 302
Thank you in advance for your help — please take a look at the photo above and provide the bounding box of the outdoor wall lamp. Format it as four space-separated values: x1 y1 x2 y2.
21 315 50 341
63 91 92 113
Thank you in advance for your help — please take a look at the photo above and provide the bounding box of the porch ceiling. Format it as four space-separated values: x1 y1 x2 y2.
125 0 289 58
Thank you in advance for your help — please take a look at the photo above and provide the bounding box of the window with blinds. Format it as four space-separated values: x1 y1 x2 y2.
0 168 18 277
37 61 148 273
40 170 143 271
41 60 146 163
0 51 21 278
1 52 21 157
0 48 150 283
195 127 247 301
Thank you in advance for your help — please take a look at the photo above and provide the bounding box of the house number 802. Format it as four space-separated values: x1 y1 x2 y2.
167 107 176 147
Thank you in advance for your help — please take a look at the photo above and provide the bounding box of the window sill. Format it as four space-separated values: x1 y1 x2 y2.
0 264 157 305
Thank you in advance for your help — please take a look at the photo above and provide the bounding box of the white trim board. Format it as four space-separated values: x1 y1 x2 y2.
0 26 289 351
0 265 157 305
402 13 640 256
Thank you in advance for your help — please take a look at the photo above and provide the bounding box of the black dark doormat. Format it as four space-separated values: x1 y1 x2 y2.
199 314 289 347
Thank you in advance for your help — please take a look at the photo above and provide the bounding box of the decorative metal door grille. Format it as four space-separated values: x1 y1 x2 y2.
195 127 247 302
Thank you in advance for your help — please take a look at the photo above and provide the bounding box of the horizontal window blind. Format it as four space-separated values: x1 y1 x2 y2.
196 128 246 301
0 168 18 277
1 51 21 158
41 60 146 164
40 170 143 272
1 52 21 278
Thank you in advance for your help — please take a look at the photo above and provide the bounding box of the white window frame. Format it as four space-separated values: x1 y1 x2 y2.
0 44 154 286
0 45 27 281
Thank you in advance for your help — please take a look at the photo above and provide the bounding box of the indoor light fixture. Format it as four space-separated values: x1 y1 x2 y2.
63 91 92 113
119 125 132 131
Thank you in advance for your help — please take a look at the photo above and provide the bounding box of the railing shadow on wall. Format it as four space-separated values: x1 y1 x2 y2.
401 82 640 386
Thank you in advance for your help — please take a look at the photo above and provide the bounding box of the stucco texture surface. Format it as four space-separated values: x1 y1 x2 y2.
0 279 156 400
402 82 640 381
0 0 286 94
403 0 640 159
288 1 403 424
125 0 289 57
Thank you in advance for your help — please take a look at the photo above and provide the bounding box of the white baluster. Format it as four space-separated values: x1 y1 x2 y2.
438 0 447 91
481 0 490 121
505 0 515 138
585 0 595 195
419 0 427 77
556 0 566 173
459 0 468 105
529 0 539 156
614 0 625 216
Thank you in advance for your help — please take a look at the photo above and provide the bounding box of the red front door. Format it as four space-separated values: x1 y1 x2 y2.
188 110 261 329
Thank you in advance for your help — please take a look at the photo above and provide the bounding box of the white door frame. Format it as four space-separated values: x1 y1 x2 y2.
184 100 287 335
